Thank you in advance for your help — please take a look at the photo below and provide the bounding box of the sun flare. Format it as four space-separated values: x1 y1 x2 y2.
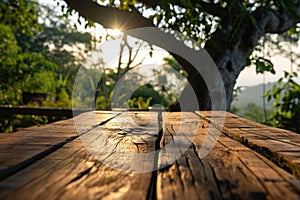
109 28 122 36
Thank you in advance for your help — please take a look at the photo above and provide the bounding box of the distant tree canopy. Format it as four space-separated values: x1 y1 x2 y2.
0 0 54 104
62 0 300 111
0 1 94 132
0 1 92 106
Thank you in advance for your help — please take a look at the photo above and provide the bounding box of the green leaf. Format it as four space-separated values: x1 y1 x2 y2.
255 57 275 74
284 71 289 78
264 90 271 97
275 93 281 102
292 72 298 77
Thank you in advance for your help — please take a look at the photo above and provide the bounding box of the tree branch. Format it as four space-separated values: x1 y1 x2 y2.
254 4 300 34
63 0 153 31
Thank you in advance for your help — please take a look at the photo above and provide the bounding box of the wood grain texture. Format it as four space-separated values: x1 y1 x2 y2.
0 111 116 180
158 112 300 200
1 111 300 199
0 112 158 200
197 111 300 179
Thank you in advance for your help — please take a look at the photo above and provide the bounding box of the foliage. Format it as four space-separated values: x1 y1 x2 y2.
264 71 300 133
129 84 167 108
0 1 92 105
252 25 300 133
0 114 67 133
129 97 152 109
0 1 57 105
18 3 92 100
231 102 272 124
0 2 92 132
96 0 300 46
93 68 174 110
230 85 272 123
255 57 275 75
242 103 265 122
0 0 41 36
23 71 56 93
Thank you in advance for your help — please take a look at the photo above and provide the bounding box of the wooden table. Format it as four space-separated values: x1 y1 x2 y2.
1 111 300 199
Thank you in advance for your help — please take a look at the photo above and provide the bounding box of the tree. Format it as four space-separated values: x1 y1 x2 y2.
0 0 56 132
0 1 93 132
0 0 56 105
265 71 300 133
17 3 92 101
60 0 299 110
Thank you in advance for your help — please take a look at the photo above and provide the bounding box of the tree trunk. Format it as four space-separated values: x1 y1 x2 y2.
169 50 245 111
170 18 258 111
64 0 300 111
170 4 300 111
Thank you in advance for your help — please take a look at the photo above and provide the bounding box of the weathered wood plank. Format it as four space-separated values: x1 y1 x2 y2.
157 112 220 200
1 111 300 200
0 112 158 200
0 111 116 180
197 111 300 179
158 112 300 200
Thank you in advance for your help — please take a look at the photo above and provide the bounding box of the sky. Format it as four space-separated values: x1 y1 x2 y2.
39 0 299 88
237 55 299 87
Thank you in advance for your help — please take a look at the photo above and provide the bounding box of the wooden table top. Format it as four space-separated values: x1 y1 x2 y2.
1 111 300 200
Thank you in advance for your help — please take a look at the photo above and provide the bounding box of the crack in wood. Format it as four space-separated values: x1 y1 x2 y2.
146 111 163 200
181 129 224 199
